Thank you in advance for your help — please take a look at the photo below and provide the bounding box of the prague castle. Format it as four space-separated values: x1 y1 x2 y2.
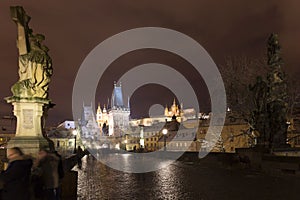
79 82 254 153
95 82 191 136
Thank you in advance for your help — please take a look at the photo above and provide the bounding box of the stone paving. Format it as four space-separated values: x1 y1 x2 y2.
75 155 300 200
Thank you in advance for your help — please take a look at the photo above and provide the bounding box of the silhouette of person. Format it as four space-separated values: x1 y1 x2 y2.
77 146 83 169
0 147 33 200
33 149 60 200
54 151 64 200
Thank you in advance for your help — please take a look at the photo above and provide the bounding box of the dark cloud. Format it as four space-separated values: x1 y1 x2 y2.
0 0 299 125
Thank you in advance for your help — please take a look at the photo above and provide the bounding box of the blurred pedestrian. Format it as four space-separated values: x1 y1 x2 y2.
33 149 60 200
53 151 64 199
0 147 33 200
77 146 83 169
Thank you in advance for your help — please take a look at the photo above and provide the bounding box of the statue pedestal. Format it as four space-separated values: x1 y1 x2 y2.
5 97 51 156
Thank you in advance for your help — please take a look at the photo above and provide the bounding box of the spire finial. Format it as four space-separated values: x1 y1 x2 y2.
127 96 130 108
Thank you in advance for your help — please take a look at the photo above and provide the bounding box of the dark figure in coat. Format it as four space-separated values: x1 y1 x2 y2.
0 147 33 200
33 149 60 200
76 146 83 169
54 150 64 200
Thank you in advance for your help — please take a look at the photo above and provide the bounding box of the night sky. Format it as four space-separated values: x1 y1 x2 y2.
0 0 299 126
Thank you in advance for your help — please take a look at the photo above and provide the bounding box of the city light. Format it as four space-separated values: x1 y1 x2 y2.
163 129 168 151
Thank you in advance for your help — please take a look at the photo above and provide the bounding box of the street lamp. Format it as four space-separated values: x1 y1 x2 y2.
72 129 77 154
162 128 168 151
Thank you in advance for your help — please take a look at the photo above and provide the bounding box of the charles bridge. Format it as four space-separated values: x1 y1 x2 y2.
0 5 299 200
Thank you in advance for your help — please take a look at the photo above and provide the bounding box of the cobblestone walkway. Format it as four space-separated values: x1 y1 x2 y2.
76 155 300 200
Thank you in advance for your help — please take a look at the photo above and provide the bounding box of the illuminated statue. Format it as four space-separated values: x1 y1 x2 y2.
5 6 54 156
10 6 53 99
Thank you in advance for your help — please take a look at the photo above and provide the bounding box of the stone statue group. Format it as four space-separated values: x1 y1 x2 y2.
10 6 53 99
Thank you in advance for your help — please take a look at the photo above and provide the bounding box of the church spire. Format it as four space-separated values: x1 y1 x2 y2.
111 81 124 108
127 96 130 109
164 105 169 116
97 103 102 113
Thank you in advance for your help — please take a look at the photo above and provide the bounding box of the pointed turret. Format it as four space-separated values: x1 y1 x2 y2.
103 104 107 113
97 103 102 114
164 105 169 116
180 102 184 116
111 81 124 108
127 96 130 110
171 98 177 113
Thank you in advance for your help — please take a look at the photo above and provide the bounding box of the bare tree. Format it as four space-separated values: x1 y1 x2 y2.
220 33 300 148
286 73 300 120
220 55 267 120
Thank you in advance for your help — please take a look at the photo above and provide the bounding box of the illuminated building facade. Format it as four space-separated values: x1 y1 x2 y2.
96 82 130 136
164 99 184 122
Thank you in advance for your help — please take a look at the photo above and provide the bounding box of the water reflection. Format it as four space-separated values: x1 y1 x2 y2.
155 164 185 200
77 155 299 200
91 149 180 173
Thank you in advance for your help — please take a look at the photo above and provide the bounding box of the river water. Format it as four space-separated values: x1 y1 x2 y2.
76 154 299 200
